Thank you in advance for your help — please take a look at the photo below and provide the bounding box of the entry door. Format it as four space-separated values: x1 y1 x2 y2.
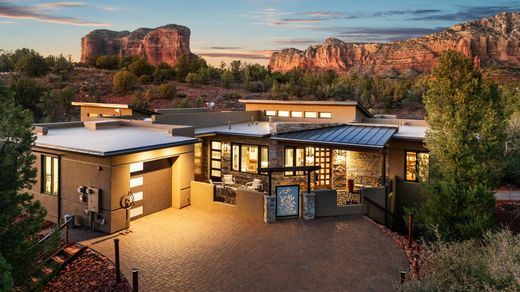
314 147 331 188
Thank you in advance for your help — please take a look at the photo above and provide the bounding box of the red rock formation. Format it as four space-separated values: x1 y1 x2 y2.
81 24 191 66
269 12 520 76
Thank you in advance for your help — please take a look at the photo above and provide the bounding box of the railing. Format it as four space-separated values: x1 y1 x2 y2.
364 196 406 232
23 217 72 283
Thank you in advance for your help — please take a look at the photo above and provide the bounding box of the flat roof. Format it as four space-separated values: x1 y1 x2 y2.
393 126 427 140
35 126 198 156
239 99 359 106
195 122 271 137
272 124 397 149
71 102 131 109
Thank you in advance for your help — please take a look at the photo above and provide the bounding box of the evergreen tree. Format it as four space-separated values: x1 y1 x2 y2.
0 80 46 286
420 51 506 241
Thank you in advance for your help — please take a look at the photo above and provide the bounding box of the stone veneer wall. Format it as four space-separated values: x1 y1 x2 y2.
200 135 384 194
346 151 383 187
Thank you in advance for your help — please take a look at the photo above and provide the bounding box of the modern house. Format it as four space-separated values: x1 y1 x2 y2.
30 100 429 233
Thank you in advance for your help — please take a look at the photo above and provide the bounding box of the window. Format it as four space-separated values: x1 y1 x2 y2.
42 155 59 195
210 141 222 180
319 112 332 119
130 162 143 173
305 111 317 118
130 177 143 188
278 110 290 117
291 111 303 118
231 144 269 174
284 147 314 176
405 151 429 182
265 110 277 116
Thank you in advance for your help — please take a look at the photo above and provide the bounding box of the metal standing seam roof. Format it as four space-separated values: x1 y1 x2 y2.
272 125 397 149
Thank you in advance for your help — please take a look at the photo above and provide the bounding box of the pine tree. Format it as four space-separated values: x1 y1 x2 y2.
420 51 506 241
0 80 46 287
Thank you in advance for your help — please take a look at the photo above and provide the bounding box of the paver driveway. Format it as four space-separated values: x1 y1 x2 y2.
79 207 408 291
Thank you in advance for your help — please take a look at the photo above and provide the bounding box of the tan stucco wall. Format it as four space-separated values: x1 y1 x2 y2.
190 181 264 221
314 189 364 217
245 103 361 123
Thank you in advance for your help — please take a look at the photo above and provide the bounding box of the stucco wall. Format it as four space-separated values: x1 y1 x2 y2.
190 181 264 221
244 103 361 123
315 189 364 217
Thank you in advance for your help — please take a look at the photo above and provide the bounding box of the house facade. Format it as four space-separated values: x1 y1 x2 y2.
31 100 429 233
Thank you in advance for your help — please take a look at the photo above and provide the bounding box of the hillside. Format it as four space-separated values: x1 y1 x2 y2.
269 12 520 81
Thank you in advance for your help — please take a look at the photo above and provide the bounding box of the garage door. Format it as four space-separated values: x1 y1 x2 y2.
129 158 172 219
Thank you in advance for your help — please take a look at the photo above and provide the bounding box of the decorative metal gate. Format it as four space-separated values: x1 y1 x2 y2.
276 185 299 217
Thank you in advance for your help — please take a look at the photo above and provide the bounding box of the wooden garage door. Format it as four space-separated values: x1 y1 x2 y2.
129 158 172 219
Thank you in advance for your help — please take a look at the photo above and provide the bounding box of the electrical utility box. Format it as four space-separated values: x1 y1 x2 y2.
87 187 100 213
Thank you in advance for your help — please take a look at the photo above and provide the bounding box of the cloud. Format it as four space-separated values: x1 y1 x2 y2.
38 1 118 11
196 49 273 60
198 52 271 60
269 38 318 45
372 9 442 17
334 26 446 42
208 46 243 50
409 5 520 21
38 2 88 8
0 2 109 26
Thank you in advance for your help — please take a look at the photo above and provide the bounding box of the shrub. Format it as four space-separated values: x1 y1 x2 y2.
153 63 176 83
113 70 139 93
95 55 120 70
159 83 177 100
402 230 520 291
139 74 152 84
185 72 199 87
14 51 49 77
128 58 154 77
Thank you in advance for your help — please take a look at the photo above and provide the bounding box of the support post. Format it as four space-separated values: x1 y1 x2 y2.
114 238 121 284
132 268 139 292
408 213 414 249
268 172 272 197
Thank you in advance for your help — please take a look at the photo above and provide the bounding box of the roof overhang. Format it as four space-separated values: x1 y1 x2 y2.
272 124 397 150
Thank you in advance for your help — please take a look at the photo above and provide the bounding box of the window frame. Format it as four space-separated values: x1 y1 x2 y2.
41 154 59 195
210 140 222 180
304 111 318 118
319 112 332 119
231 143 269 174
265 110 277 117
284 146 311 176
291 111 303 118
278 110 290 117
404 150 429 182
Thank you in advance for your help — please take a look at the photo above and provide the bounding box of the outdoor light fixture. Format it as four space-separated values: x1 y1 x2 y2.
222 143 230 155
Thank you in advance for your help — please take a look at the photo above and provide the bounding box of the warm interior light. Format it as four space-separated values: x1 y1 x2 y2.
130 177 143 188
133 191 143 201
278 110 289 117
130 162 143 173
130 206 143 218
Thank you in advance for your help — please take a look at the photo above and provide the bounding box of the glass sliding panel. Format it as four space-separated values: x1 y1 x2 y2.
284 147 294 175
232 144 240 171
52 157 59 195
260 146 269 168
241 145 258 173
405 151 417 181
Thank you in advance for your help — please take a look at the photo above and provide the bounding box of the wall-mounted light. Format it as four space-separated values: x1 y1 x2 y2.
222 143 231 155
334 151 347 164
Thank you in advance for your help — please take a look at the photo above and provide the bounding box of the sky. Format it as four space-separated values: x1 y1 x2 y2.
0 0 519 66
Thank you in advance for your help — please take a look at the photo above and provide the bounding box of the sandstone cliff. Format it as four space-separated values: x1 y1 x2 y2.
81 24 191 66
269 12 520 76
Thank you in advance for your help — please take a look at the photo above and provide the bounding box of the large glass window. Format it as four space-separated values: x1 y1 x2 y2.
284 147 313 175
231 144 269 174
42 155 59 195
405 151 429 182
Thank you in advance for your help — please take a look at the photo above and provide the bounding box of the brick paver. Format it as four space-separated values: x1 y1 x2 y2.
79 207 408 291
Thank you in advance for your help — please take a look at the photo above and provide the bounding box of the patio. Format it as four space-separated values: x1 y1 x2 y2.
76 207 409 291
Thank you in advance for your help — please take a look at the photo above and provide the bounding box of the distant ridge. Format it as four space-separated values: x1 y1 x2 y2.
269 12 520 77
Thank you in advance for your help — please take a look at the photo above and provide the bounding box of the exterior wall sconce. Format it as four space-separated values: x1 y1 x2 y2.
222 143 231 155
334 150 347 164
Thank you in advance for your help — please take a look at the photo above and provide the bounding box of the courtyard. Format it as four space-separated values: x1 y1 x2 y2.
77 207 408 291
